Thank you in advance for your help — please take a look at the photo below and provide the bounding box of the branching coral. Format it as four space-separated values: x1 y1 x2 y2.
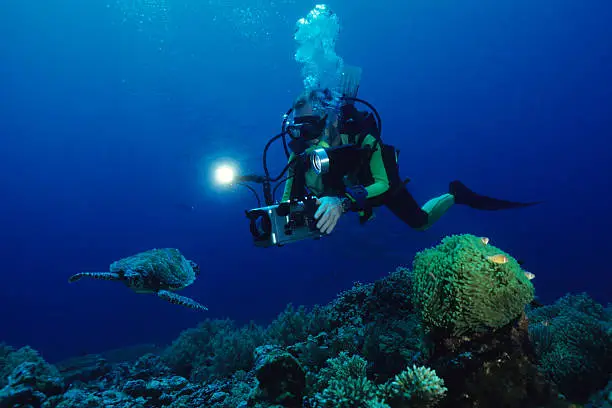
162 318 265 382
384 365 448 408
312 353 386 408
266 303 333 347
316 376 385 408
311 352 446 408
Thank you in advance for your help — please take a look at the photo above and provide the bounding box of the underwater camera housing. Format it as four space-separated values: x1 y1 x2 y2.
242 142 370 248
245 196 323 247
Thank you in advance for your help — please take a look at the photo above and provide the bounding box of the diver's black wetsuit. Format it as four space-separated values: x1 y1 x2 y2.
284 102 541 230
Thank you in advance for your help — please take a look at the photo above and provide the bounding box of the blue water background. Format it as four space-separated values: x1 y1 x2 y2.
0 0 610 361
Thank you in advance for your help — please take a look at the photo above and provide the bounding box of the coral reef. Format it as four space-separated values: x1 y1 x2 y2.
586 376 612 407
0 346 64 408
527 293 612 402
2 234 610 407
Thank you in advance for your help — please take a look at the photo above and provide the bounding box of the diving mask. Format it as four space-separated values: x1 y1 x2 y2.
286 114 328 155
287 114 328 141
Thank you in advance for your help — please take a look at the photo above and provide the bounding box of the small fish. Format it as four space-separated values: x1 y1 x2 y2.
486 254 508 264
480 237 490 245
524 271 535 280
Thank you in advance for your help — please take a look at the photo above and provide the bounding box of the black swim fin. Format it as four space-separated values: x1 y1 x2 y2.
449 180 542 211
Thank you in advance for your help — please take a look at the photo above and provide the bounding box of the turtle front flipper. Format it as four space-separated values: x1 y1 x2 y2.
157 290 208 312
68 272 121 283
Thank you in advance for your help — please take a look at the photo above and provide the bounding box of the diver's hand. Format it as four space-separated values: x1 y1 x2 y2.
315 196 344 234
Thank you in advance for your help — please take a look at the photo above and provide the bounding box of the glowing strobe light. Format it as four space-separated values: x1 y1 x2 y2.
214 164 237 185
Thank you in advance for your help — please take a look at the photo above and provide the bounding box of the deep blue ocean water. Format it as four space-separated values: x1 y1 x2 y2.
0 0 610 363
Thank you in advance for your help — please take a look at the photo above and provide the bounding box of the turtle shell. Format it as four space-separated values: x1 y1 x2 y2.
109 248 197 291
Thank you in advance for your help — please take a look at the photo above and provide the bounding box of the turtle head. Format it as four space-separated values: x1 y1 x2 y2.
189 260 200 277
123 269 146 290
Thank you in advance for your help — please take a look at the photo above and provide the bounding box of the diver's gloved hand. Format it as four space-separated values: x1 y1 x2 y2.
315 196 344 234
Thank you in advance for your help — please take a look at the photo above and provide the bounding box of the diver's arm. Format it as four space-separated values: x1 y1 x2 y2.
340 134 390 214
281 177 294 202
362 134 390 199
315 134 390 230
281 153 296 202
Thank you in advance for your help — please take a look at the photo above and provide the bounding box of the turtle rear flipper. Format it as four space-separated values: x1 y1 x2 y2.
68 272 121 283
157 290 208 312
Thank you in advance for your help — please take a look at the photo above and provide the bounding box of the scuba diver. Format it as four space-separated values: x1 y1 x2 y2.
281 72 541 235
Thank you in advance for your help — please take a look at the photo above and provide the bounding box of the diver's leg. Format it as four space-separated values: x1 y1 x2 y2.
449 180 542 210
416 193 455 231
385 180 540 231
409 178 541 230
384 187 429 229
385 187 454 231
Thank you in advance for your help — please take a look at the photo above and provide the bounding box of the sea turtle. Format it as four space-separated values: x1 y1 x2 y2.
68 248 207 312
